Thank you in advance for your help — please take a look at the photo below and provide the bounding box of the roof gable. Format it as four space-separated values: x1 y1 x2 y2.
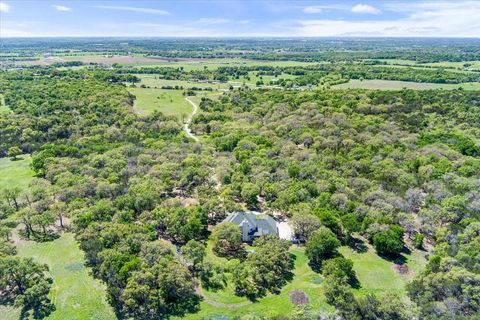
224 211 277 235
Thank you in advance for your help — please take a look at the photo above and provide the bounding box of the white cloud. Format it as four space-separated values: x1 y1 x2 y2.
52 5 71 12
93 5 170 15
351 4 381 14
303 6 323 14
0 1 10 13
195 18 230 25
288 1 480 37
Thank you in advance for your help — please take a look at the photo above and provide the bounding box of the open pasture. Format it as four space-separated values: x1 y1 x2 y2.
0 155 34 192
333 79 480 90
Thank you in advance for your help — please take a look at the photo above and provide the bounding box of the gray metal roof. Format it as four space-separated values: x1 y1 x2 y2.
224 211 278 236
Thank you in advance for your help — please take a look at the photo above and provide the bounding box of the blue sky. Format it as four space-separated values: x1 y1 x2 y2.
1 1 479 37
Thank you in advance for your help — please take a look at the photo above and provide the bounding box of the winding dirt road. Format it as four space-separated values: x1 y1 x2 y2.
184 97 199 142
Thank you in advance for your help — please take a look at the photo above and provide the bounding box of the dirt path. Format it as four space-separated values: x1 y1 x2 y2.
184 97 199 142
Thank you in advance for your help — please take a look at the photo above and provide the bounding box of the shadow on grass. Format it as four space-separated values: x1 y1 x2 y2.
377 251 408 265
348 237 368 253
348 274 361 289
18 230 60 243
308 251 341 273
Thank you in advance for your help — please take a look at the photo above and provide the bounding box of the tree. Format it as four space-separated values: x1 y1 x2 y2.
233 235 292 298
407 266 480 319
291 213 320 241
372 225 404 256
324 276 360 320
211 222 244 257
121 257 199 319
241 182 260 208
305 227 340 270
7 146 22 160
413 233 424 249
0 257 55 319
316 209 343 240
322 257 356 283
181 240 206 271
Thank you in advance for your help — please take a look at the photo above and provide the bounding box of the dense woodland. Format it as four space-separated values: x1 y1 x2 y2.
1 39 480 320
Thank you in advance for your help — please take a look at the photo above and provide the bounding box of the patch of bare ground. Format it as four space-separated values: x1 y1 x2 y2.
393 264 410 275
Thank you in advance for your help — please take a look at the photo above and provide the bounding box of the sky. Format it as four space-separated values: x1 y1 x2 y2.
1 0 479 38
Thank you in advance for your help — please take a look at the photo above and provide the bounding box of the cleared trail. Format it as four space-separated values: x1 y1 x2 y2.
184 97 199 142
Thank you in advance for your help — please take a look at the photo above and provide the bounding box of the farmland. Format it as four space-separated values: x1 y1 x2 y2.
333 79 480 90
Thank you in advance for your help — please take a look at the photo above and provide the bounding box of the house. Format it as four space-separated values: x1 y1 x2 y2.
224 211 278 242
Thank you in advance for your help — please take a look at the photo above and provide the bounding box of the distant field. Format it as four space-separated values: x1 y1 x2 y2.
135 74 230 90
0 155 34 192
333 79 480 90
10 54 318 69
375 59 480 73
235 71 298 86
181 243 425 319
12 54 175 66
131 58 318 70
129 75 224 118
3 233 116 320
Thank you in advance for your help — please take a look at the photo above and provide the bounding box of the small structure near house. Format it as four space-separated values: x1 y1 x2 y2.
224 211 278 242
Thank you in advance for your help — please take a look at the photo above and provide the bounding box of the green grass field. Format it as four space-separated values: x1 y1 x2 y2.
333 79 480 90
339 246 426 296
128 87 194 119
134 74 230 90
128 77 223 119
3 233 116 320
0 155 34 192
181 243 425 319
0 94 12 113
131 58 318 70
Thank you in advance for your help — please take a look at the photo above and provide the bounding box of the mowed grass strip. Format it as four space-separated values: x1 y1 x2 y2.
0 94 12 113
333 79 480 90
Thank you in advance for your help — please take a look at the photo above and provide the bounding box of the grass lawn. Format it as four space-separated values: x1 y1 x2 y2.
181 243 425 319
3 233 116 320
0 94 12 113
0 155 34 192
333 79 480 90
339 246 426 296
128 87 193 119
